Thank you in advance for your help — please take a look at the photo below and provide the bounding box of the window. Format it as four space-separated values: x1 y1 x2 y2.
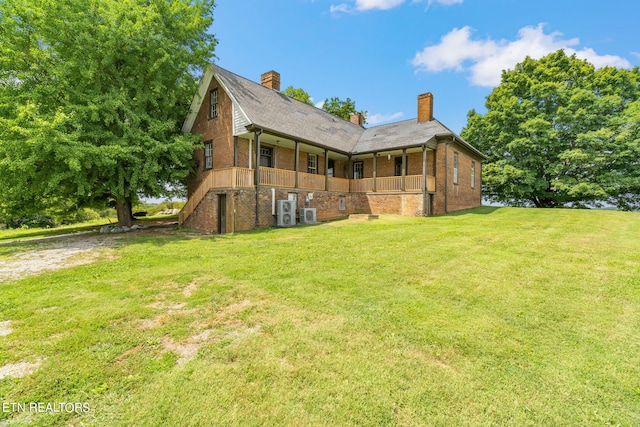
308 154 318 174
260 147 273 168
453 152 459 185
204 141 213 170
353 161 364 179
210 88 218 119
394 157 407 176
471 161 475 189
328 159 335 177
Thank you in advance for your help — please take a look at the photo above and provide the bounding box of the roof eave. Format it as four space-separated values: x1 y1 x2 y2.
245 124 353 156
351 137 439 155
436 133 487 160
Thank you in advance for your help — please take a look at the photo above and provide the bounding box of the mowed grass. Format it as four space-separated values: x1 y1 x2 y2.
0 207 639 426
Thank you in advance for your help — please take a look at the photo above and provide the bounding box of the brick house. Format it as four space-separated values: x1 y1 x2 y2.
179 65 485 233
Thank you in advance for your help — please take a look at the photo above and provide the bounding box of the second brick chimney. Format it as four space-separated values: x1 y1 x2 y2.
261 70 281 91
417 92 434 122
350 112 363 126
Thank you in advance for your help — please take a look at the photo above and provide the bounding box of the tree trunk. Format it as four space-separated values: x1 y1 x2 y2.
115 198 134 227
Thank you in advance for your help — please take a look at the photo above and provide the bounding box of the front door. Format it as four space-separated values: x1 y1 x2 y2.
218 194 226 234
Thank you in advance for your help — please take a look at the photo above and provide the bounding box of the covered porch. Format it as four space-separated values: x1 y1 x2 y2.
180 128 437 225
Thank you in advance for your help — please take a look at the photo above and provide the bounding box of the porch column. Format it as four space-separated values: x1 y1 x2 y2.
347 154 353 191
254 129 262 227
324 149 329 191
401 148 407 191
293 141 300 188
422 145 428 216
372 152 377 192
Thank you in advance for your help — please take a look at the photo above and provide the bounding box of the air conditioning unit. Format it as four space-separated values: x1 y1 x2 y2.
299 208 316 224
277 200 296 227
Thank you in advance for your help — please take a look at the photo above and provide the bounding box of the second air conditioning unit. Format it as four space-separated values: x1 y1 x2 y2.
299 208 316 224
277 200 296 227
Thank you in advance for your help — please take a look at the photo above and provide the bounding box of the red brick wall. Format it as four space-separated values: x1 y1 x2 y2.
237 138 251 168
184 186 440 233
434 141 482 214
187 76 235 197
366 193 424 216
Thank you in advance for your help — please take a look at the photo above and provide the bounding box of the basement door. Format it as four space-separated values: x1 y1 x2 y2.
218 194 226 234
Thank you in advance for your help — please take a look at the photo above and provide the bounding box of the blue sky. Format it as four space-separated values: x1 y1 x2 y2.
211 0 640 134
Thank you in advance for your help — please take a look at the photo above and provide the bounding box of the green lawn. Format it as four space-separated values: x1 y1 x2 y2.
1 207 639 426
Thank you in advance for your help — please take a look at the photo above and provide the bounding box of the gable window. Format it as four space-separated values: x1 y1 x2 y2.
210 88 218 119
353 161 364 179
308 154 318 174
260 147 273 168
471 161 475 189
204 141 213 170
453 152 459 185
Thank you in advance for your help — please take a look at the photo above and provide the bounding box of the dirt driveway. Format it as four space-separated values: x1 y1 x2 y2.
0 235 119 282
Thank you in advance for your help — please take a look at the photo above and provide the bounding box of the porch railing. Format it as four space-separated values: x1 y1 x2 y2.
350 178 374 193
298 172 325 191
327 177 350 192
260 168 295 188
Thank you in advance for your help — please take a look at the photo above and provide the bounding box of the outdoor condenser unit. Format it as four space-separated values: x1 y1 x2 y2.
299 208 316 224
277 200 296 227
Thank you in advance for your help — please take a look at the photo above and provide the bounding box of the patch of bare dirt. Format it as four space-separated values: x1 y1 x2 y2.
0 236 118 282
0 320 12 336
0 359 43 380
143 298 261 366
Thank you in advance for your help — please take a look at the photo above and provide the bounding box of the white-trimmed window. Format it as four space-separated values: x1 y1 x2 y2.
204 141 213 170
210 88 218 119
471 161 475 189
260 147 273 168
353 161 364 179
453 152 459 185
308 154 318 174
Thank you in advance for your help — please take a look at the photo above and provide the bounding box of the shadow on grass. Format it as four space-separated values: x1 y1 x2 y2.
439 206 502 217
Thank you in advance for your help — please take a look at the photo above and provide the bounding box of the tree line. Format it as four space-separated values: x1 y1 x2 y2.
462 50 640 210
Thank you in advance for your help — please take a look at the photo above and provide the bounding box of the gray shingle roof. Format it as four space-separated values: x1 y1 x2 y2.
214 65 363 153
354 119 446 153
194 65 484 159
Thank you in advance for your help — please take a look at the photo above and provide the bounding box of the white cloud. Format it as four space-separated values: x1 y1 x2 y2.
367 111 404 125
355 0 405 10
412 24 633 87
632 52 640 60
315 100 326 109
330 3 352 13
331 0 461 13
427 0 463 5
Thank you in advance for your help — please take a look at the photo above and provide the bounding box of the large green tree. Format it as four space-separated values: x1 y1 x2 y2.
322 97 367 124
283 86 314 106
0 0 217 225
462 50 640 209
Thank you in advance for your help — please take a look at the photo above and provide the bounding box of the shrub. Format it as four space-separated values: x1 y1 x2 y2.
6 214 57 229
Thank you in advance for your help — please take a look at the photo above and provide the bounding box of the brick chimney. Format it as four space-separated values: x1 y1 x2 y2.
350 112 363 126
261 70 280 91
417 92 434 122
